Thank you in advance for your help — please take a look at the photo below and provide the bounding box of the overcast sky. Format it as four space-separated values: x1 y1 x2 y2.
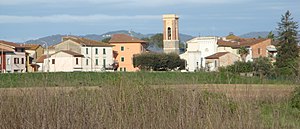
0 0 299 42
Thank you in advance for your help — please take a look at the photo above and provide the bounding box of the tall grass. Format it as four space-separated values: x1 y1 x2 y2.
0 72 294 88
0 83 299 128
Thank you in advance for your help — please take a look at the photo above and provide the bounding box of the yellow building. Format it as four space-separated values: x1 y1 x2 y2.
109 34 147 72
24 44 44 72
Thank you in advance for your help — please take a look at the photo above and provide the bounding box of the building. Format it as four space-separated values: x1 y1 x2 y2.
217 38 272 62
109 34 147 72
0 40 26 73
163 14 180 54
205 52 239 71
37 36 114 72
24 44 44 72
180 36 218 71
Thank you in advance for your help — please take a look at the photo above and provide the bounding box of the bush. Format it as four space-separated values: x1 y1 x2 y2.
133 53 185 71
290 87 300 110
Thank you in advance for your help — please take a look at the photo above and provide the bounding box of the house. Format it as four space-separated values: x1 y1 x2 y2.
37 36 114 72
217 38 272 62
0 40 26 73
205 52 239 71
24 44 44 72
109 34 147 72
180 36 218 72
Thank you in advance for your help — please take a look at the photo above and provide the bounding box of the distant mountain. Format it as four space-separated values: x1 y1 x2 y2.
239 31 277 38
25 30 194 47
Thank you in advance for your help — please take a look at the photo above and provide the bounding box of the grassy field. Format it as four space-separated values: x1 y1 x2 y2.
0 72 299 128
0 72 296 88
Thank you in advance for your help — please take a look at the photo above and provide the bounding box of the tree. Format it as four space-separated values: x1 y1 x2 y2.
267 31 275 41
102 37 111 43
133 53 185 71
145 33 163 48
275 11 299 76
253 57 273 79
238 46 249 62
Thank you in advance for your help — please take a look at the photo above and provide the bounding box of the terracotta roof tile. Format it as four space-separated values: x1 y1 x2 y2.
24 44 42 50
36 55 47 63
205 52 229 59
0 45 14 52
62 36 114 47
0 40 26 48
218 38 270 48
109 34 147 43
59 50 84 57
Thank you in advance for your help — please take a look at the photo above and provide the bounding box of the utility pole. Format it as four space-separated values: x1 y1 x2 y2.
1 47 3 73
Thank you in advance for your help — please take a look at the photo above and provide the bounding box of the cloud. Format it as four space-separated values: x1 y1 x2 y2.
0 14 161 23
0 0 244 6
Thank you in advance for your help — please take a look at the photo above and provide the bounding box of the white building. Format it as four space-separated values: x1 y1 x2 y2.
37 36 114 72
180 36 218 72
0 40 26 73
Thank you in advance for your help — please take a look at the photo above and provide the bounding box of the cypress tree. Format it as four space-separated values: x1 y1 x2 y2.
275 11 299 76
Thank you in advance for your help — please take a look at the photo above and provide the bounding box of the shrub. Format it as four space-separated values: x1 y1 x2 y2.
133 53 185 71
290 87 300 110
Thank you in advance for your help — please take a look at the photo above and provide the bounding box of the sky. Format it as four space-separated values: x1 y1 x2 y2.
0 0 299 42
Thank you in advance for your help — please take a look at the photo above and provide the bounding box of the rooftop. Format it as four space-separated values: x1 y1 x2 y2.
62 36 114 47
0 40 27 48
205 52 229 59
109 34 147 43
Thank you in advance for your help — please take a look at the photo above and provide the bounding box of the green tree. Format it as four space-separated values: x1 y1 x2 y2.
253 57 273 79
148 34 163 48
102 37 111 43
267 31 275 41
238 47 249 62
275 11 299 76
133 53 185 71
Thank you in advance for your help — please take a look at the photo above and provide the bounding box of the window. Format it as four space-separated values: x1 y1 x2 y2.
21 58 24 64
14 58 18 64
167 27 171 40
7 58 10 65
121 46 124 51
86 59 89 65
121 57 125 62
120 67 123 71
103 48 106 54
95 59 98 66
86 48 88 54
52 59 55 64
258 48 261 55
215 60 217 67
124 67 126 72
95 48 98 55
76 58 79 65
0 57 1 64
103 59 106 68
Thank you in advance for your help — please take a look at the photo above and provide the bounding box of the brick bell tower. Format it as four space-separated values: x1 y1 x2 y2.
163 14 180 54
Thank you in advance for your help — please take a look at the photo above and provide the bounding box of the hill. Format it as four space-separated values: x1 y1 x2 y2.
25 30 194 47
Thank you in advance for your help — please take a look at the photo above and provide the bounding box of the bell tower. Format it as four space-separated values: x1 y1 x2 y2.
163 14 179 54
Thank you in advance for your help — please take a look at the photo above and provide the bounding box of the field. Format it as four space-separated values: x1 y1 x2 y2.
0 72 299 128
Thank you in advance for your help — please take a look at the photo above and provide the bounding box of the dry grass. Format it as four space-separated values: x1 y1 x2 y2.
0 83 299 129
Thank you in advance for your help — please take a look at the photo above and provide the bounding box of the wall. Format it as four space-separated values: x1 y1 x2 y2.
55 40 81 53
81 46 114 72
182 37 218 71
251 39 271 59
5 52 26 73
111 43 145 72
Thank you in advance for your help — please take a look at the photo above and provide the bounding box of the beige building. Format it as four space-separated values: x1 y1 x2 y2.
205 52 239 71
163 14 180 54
37 36 114 72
